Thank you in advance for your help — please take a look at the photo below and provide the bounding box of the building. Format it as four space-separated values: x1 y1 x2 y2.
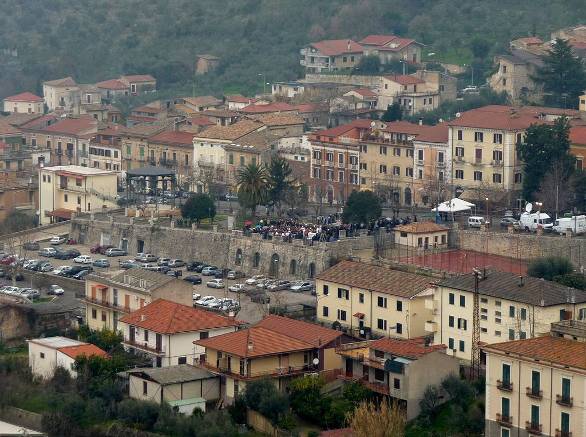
119 299 241 368
431 270 586 362
28 336 107 379
300 39 364 73
96 79 130 101
483 332 586 437
42 76 80 112
85 269 193 332
225 95 256 111
489 50 544 105
247 113 305 137
394 222 448 248
238 102 298 115
146 130 195 188
87 127 123 171
195 54 220 75
315 260 435 339
359 34 423 65
569 125 586 170
180 96 223 113
0 173 37 222
3 92 44 114
337 337 458 420
119 74 157 95
38 165 118 224
119 123 169 172
125 365 220 412
378 75 439 115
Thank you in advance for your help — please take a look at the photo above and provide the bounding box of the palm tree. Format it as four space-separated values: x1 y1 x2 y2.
236 163 269 221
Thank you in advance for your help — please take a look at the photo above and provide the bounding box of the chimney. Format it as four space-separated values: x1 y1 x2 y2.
347 40 351 51
247 340 254 352
140 314 147 322
518 276 524 287
418 118 423 126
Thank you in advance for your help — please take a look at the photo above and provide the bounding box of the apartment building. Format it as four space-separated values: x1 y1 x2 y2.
42 76 80 112
359 34 423 65
38 165 117 225
146 130 195 188
85 269 192 332
483 328 586 437
3 92 44 114
87 129 122 172
431 270 586 362
337 337 458 420
119 299 241 368
315 260 435 339
120 124 168 171
569 126 586 171
300 39 364 73
378 75 439 115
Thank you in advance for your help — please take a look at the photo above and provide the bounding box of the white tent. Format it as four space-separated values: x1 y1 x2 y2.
432 198 475 213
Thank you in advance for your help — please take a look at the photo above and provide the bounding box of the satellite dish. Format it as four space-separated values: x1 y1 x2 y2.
370 121 376 127
525 202 533 213
455 112 461 118
312 358 319 366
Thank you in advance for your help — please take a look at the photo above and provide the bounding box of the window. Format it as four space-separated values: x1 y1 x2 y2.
178 356 187 365
520 308 527 320
473 171 483 181
493 173 502 183
501 397 510 417
396 301 402 311
406 167 413 177
377 296 388 308
323 285 329 295
394 378 400 389
91 309 97 319
457 130 463 141
493 150 503 162
509 306 515 318
379 146 387 155
101 312 106 322
448 338 454 349
514 173 522 183
144 330 149 341
449 293 455 305
326 152 334 162
200 331 209 340
228 153 234 164
508 329 515 340
337 309 347 321
379 164 387 174
143 381 148 395
560 412 570 434
64 194 68 202
457 318 467 330
377 319 387 330
240 156 245 166
338 171 344 182
455 169 464 179
520 331 526 339
322 306 329 317
359 293 364 304
374 368 385 382
396 323 402 334
312 167 321 178
459 340 465 352
393 148 401 157
474 132 484 142
459 295 465 307
392 166 400 176
531 370 541 394
40 352 45 359
502 363 511 385
495 330 501 337
337 288 349 300
561 377 571 402
493 133 503 144
417 149 424 161
449 316 455 327
77 196 81 205
530 405 540 428
360 144 368 153
455 146 464 157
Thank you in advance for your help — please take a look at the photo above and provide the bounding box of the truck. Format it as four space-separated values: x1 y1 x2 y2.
553 215 586 235
519 212 553 232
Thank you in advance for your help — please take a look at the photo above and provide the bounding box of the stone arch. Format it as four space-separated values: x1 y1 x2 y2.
253 252 260 268
289 259 297 275
235 248 243 266
270 253 280 277
308 262 316 279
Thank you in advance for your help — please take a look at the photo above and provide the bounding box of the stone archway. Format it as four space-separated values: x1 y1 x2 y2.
308 262 316 279
289 259 297 275
235 248 243 266
270 253 280 277
404 187 412 206
253 252 260 268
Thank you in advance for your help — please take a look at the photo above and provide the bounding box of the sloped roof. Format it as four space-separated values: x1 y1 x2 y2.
314 119 372 138
3 92 43 103
316 261 434 298
121 74 156 83
252 113 305 127
570 126 586 145
395 221 448 234
360 34 399 46
240 102 297 114
119 299 241 334
350 88 377 97
255 315 343 347
44 76 77 87
226 94 256 104
149 130 194 146
196 120 264 141
384 75 425 85
183 96 222 107
128 364 217 385
309 39 364 56
370 337 446 360
42 116 97 136
58 343 108 359
447 105 542 130
96 79 128 90
0 119 22 136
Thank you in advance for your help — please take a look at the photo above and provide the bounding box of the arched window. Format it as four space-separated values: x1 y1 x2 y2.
235 249 242 266
289 259 297 275
270 254 280 277
308 262 316 279
404 187 412 206
253 252 260 268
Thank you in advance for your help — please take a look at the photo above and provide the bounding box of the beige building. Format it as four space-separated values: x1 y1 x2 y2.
120 124 168 172
28 336 107 379
431 270 586 363
338 337 459 420
359 34 423 65
394 221 448 248
315 260 435 339
85 269 192 332
490 51 544 105
119 74 157 95
119 299 241 368
3 92 44 114
300 39 364 73
38 165 117 224
483 328 586 437
42 76 80 112
378 75 440 115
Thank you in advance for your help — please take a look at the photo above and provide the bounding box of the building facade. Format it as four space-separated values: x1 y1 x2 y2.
3 92 44 114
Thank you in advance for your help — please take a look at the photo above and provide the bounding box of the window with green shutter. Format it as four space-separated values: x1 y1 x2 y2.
501 397 510 417
561 412 570 433
530 405 539 426
561 377 571 400
502 363 511 384
531 371 540 393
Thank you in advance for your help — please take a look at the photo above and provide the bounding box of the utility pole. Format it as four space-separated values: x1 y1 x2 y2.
471 268 481 380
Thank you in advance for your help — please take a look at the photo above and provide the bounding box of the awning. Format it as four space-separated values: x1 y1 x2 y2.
47 208 74 219
432 198 475 213
353 312 365 319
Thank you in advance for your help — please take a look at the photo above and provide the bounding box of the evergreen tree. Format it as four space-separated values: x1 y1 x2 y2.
236 163 269 220
342 190 382 224
381 102 402 122
181 193 216 223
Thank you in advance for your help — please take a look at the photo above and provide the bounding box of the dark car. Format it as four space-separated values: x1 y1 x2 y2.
250 292 270 304
23 241 40 251
120 260 139 269
214 268 230 279
183 275 202 285
186 261 202 272
194 263 209 273
4 272 24 281
64 265 93 277
72 270 90 280
55 249 81 260
90 244 113 254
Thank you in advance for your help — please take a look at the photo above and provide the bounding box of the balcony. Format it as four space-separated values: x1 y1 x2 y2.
123 339 165 355
350 164 358 170
556 394 573 407
525 421 542 435
199 361 314 380
526 387 543 400
455 156 465 162
473 158 483 165
436 161 446 168
492 160 502 166
555 430 572 437
496 413 512 426
424 321 437 332
159 159 178 168
84 297 131 314
497 380 513 392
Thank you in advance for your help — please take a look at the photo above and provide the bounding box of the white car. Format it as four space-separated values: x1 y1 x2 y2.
207 279 224 289
290 281 314 292
1 286 20 295
53 265 72 275
245 275 265 285
49 236 66 245
48 285 64 295
192 293 201 301
195 295 217 306
74 255 92 264
229 283 245 293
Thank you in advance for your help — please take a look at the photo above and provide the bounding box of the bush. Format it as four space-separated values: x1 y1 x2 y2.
527 256 574 280
554 272 586 290
181 193 216 223
228 395 247 424
117 399 161 430
419 385 441 420
342 190 382 224
440 374 474 409
244 379 289 425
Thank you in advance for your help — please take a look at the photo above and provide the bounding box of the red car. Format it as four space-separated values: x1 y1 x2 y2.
90 244 113 254
0 256 16 265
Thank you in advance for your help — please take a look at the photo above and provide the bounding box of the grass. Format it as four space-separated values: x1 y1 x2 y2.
0 343 27 357
423 47 472 65
32 297 53 304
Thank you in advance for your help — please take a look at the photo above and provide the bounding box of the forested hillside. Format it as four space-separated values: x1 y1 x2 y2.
1 0 585 99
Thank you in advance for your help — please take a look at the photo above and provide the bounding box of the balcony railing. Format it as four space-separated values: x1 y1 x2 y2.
497 380 513 392
526 387 543 400
555 430 572 437
556 394 573 407
123 339 165 355
525 421 542 435
496 413 512 426
199 361 314 380
84 297 131 314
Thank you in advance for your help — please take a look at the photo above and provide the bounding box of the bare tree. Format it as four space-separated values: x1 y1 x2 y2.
538 159 574 217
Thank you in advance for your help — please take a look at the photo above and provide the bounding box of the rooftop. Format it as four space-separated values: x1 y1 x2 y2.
570 125 586 145
44 76 77 87
384 74 425 85
251 113 305 127
438 270 586 306
3 92 43 103
313 119 372 139
96 79 128 90
411 124 449 144
183 96 222 107
226 94 256 104
127 364 217 385
28 336 83 349
58 343 108 359
41 115 97 136
42 165 116 176
370 337 446 360
309 39 364 56
99 268 175 291
149 130 194 146
119 299 241 334
395 221 448 234
196 120 264 141
316 260 434 299
239 102 297 114
255 315 343 347
121 74 156 83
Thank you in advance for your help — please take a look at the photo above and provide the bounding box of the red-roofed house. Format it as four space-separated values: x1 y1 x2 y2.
359 34 423 64
337 337 458 419
120 299 242 368
42 76 80 112
3 92 44 114
379 75 439 115
225 95 257 111
119 74 157 95
570 125 586 170
96 79 130 100
300 39 364 73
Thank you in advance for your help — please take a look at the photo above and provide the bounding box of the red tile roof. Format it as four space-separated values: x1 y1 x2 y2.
483 336 586 371
0 119 21 136
294 103 327 113
255 315 343 347
351 88 377 97
570 126 586 145
187 116 215 126
120 299 241 334
149 130 195 146
360 34 399 46
411 124 449 143
309 39 364 56
226 95 256 104
377 37 418 51
240 102 297 114
196 326 314 358
384 74 425 85
122 74 156 83
43 116 97 136
314 119 372 138
320 429 354 437
447 105 543 130
370 337 446 360
132 105 164 114
4 92 43 103
96 79 128 90
58 343 108 359
395 221 448 234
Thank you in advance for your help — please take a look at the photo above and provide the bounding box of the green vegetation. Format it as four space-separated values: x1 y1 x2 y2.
236 163 269 220
342 190 382 224
181 193 216 223
266 157 295 213
381 102 403 122
527 255 574 280
0 210 36 235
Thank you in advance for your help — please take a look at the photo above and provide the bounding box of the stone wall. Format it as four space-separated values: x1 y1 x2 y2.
0 303 77 342
305 73 383 87
0 406 44 433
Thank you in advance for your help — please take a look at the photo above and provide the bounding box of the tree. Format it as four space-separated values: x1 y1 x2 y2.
354 55 381 74
243 379 289 425
418 385 441 421
533 38 586 108
538 157 575 216
440 374 475 409
267 157 294 214
342 190 382 224
554 273 586 290
527 256 574 280
0 210 36 235
381 102 402 122
470 37 491 60
181 193 216 223
348 399 406 437
236 163 269 221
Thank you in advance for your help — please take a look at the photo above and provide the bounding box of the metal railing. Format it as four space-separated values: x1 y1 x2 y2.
525 421 542 435
497 380 513 391
526 386 543 399
556 394 573 407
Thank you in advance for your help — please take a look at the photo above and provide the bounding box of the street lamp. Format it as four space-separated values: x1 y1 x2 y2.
463 64 475 87
257 73 268 95
485 197 489 228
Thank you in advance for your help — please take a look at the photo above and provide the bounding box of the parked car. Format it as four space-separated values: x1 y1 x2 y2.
201 266 219 276
53 266 72 276
467 216 488 228
54 249 81 260
213 268 230 279
168 259 185 268
23 241 40 251
500 217 519 228
48 285 64 295
184 275 202 285
207 279 224 289
19 288 40 300
195 295 217 306
166 270 182 278
64 265 93 277
245 275 265 285
39 262 54 272
93 259 110 268
138 254 158 263
158 258 171 266
250 292 270 304
0 255 16 265
194 263 209 273
105 248 127 257
119 260 140 269
256 279 275 290
186 261 202 272
229 283 245 293
91 244 114 254
290 281 314 292
267 280 291 291
72 270 91 280
74 255 92 264
134 252 146 261
1 286 21 295
192 293 201 301
39 247 57 257
227 270 245 280
49 236 67 245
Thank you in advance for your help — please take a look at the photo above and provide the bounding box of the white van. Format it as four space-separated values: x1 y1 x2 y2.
519 212 553 232
553 215 586 235
467 216 487 228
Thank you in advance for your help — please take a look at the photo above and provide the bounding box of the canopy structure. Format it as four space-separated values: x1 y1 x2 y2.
432 198 475 213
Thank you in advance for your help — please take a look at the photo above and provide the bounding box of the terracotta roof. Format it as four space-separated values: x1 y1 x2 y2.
58 343 108 359
121 74 156 83
351 88 377 97
226 95 256 104
570 126 586 145
377 37 418 51
196 120 264 141
438 269 586 306
383 120 433 135
320 429 354 437
0 113 42 127
201 109 239 118
411 124 449 143
483 336 586 371
4 92 43 103
183 96 222 107
186 116 215 127
120 299 241 334
316 261 434 298
0 119 21 136
127 115 158 123
132 105 163 114
196 326 314 358
96 79 128 90
395 221 448 234
149 130 194 146
294 103 327 113
43 116 97 136
360 34 399 46
252 113 305 127
121 123 167 138
232 131 277 151
240 102 297 114
309 39 364 56
44 76 77 87
19 113 61 130
314 119 372 138
370 337 446 360
255 315 343 347
384 74 425 85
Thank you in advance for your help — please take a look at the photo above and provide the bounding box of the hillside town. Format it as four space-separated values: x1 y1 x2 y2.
1 20 586 437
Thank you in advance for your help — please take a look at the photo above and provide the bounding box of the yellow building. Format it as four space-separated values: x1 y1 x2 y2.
315 260 435 339
3 92 44 114
394 221 448 248
431 270 586 363
85 269 192 333
483 329 586 437
38 165 117 224
120 124 168 171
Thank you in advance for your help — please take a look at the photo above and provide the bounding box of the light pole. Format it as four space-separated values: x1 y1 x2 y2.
463 64 475 87
257 73 268 95
485 197 490 228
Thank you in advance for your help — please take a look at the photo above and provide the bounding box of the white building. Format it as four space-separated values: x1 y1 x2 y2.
2 92 44 114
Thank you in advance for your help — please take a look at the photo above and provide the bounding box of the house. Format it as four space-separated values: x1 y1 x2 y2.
431 270 586 363
295 102 329 128
28 336 107 379
200 109 240 127
337 337 458 420
315 260 435 339
300 39 364 73
378 75 439 115
96 79 130 101
85 269 193 332
125 365 220 412
119 123 169 172
42 76 80 112
3 92 44 114
195 54 220 75
489 51 544 105
238 102 298 115
359 34 423 65
146 130 195 188
180 96 223 112
38 165 117 225
88 126 123 172
248 113 305 137
119 74 157 95
225 95 256 111
195 315 349 404
569 125 586 170
483 322 586 437
0 173 38 222
394 222 448 248
119 299 242 368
